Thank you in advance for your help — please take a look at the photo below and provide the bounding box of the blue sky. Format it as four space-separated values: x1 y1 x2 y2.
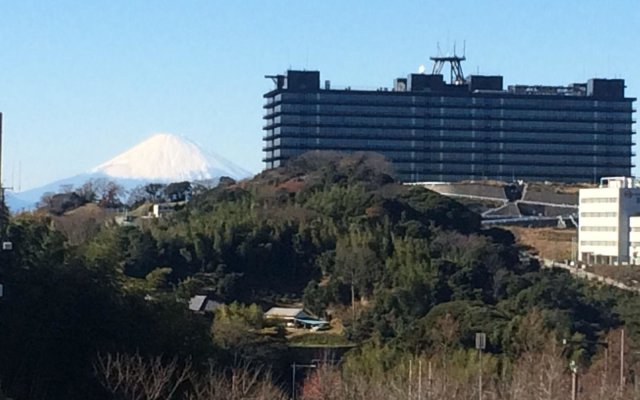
1 0 638 190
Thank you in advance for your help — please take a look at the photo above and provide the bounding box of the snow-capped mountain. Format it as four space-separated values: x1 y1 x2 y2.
92 133 251 182
8 133 253 211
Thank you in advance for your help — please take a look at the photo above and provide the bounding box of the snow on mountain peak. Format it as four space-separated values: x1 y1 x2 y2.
91 133 251 181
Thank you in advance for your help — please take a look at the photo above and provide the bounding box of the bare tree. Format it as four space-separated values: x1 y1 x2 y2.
95 353 286 400
94 353 193 400
187 362 286 400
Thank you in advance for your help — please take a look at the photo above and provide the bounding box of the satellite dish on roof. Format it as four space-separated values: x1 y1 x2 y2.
418 64 426 74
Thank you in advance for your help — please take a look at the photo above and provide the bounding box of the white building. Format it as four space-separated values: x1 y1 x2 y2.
579 177 640 265
629 217 640 264
152 203 175 218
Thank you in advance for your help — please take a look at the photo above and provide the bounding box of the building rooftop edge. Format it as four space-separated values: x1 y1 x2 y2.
266 70 631 100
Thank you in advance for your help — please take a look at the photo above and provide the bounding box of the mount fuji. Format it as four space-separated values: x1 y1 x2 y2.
8 133 253 211
91 133 251 182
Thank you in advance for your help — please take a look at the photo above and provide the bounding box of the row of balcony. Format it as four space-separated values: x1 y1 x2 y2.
261 133 634 147
261 143 635 155
263 110 635 125
262 121 635 135
263 97 636 113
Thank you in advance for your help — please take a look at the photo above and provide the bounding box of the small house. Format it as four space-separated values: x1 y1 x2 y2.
152 203 175 218
188 295 222 313
265 307 328 329
265 307 310 321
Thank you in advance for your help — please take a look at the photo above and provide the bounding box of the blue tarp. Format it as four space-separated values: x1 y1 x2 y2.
295 317 329 326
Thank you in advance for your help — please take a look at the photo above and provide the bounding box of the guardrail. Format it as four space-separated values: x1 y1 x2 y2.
541 258 640 294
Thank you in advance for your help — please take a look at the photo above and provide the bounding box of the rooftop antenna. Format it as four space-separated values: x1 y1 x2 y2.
430 43 466 85
265 74 285 89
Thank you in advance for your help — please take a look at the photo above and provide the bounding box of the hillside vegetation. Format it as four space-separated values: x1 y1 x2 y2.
0 152 639 400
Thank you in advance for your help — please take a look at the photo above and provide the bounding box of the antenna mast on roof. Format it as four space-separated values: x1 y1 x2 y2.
430 43 466 86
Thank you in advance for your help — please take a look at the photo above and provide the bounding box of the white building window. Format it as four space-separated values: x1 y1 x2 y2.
580 226 617 232
580 212 617 218
580 241 617 246
581 197 617 203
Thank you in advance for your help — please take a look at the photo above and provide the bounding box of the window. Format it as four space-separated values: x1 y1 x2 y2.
580 212 617 217
580 226 616 232
580 241 617 246
581 197 617 203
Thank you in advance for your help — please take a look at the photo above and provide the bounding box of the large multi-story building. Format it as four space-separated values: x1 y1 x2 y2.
579 177 640 265
262 58 635 183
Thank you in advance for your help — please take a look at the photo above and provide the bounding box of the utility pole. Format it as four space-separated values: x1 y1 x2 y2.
0 112 4 231
291 362 296 400
478 349 483 400
427 361 432 400
408 359 412 400
0 112 6 299
418 360 422 400
602 342 609 400
475 332 486 400
0 112 10 245
620 330 625 392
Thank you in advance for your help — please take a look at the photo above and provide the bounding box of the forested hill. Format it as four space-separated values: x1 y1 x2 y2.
1 152 639 399
166 151 482 300
81 151 631 352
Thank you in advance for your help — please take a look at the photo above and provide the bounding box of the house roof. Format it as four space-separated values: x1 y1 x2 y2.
189 295 208 311
265 307 308 319
189 295 222 312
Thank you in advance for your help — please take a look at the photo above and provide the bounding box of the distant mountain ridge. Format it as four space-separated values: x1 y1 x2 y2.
8 133 253 211
5 191 32 211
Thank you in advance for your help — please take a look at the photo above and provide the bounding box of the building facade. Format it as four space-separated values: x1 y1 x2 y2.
262 69 635 183
579 177 640 265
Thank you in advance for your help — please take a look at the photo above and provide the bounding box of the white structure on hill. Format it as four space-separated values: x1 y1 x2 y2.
579 177 640 265
152 203 175 218
264 307 310 321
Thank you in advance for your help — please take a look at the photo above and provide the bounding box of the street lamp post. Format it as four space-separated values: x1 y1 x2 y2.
570 360 579 400
562 338 609 400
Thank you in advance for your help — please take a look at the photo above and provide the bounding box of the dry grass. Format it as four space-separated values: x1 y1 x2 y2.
129 202 153 217
507 227 575 260
526 181 595 194
457 179 506 187
586 264 640 288
52 203 116 244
